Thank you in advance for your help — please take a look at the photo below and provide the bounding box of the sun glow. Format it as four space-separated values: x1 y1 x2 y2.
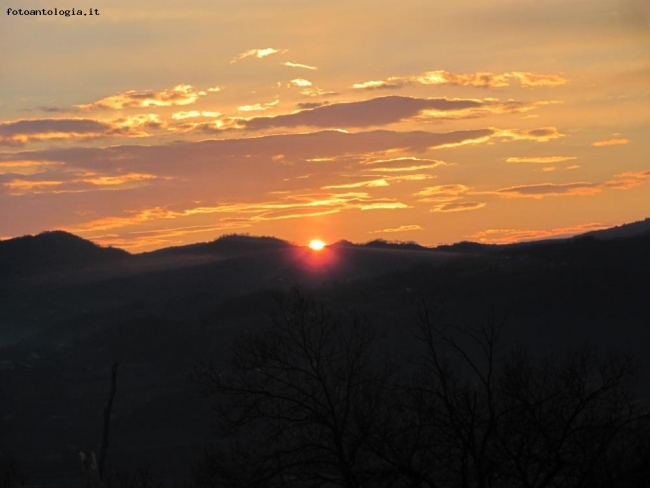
309 239 326 251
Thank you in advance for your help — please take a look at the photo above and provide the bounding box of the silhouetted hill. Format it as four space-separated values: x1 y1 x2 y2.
579 217 650 239
1 219 649 485
144 234 291 257
0 230 130 278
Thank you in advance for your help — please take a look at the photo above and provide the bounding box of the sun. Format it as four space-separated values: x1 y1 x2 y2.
308 239 326 251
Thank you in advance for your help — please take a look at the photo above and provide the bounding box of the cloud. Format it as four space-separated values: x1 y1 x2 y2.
172 111 221 120
495 127 565 142
414 184 470 201
322 179 390 189
37 106 79 113
230 48 287 63
369 224 423 234
592 138 630 147
283 61 318 70
62 191 410 234
361 157 447 172
3 129 497 174
89 222 252 251
604 170 650 190
290 78 313 87
241 96 529 130
471 222 611 244
352 70 568 90
495 182 601 198
506 156 577 164
237 99 279 112
2 171 164 195
0 118 113 146
431 201 486 212
296 102 329 109
76 84 205 110
0 160 64 175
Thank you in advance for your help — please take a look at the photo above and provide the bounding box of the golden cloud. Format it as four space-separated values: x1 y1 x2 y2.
361 157 448 172
0 118 114 146
369 224 423 233
172 111 221 120
290 78 313 88
283 61 318 70
4 179 63 191
506 156 577 164
230 48 287 63
62 192 410 233
3 171 163 195
237 99 280 112
495 127 565 142
495 182 601 198
605 170 650 190
414 184 470 201
592 138 630 147
471 222 610 244
77 84 205 110
0 160 64 175
352 70 568 90
323 179 390 189
431 201 486 212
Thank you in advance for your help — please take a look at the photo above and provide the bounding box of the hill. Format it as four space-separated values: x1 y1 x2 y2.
0 230 130 277
1 220 649 484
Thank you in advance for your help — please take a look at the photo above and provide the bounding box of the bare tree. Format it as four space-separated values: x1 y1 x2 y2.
373 304 648 488
193 293 647 488
193 288 394 488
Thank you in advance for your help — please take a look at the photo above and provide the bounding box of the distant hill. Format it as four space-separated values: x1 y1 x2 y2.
0 230 130 277
579 218 650 240
143 234 291 257
332 239 427 251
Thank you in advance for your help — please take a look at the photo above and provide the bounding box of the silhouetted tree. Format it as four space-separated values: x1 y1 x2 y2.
0 458 28 488
371 305 647 488
193 288 394 487
194 292 648 488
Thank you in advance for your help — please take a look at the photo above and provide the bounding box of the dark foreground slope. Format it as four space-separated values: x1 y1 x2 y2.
0 225 649 485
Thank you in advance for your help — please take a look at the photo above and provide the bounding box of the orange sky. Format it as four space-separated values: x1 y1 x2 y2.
1 0 649 251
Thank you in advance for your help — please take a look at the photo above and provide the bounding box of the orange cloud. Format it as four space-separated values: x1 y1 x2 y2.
4 179 63 191
79 172 159 186
369 224 423 233
0 118 114 146
431 201 486 212
0 160 64 175
76 84 205 110
172 111 221 120
592 138 630 147
88 222 252 251
605 170 650 190
495 182 601 198
62 192 410 233
352 70 568 90
237 99 280 112
241 96 531 130
506 156 577 164
323 179 390 189
414 184 470 201
471 222 610 244
495 127 565 142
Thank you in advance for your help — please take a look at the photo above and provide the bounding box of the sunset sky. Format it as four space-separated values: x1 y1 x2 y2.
1 0 649 251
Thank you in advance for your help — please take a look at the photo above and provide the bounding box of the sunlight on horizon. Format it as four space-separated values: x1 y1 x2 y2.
308 239 326 251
